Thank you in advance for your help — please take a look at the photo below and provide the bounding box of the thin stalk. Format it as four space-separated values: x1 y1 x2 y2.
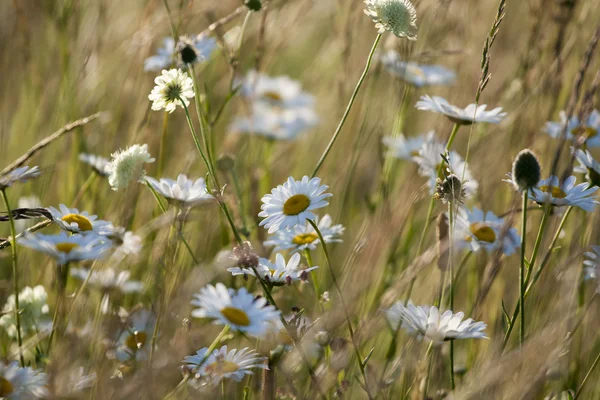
307 219 372 399
71 172 97 208
519 191 528 346
230 168 249 236
404 123 462 304
447 202 456 390
157 112 169 177
574 347 600 400
304 249 321 308
311 33 382 177
1 189 24 366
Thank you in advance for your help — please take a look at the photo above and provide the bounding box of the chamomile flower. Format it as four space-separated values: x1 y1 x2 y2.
263 214 344 253
391 303 487 344
545 110 600 148
384 301 417 333
529 176 599 212
148 69 194 113
382 131 435 160
18 231 111 265
144 35 217 71
455 207 520 256
0 286 50 339
239 70 315 109
0 361 48 399
416 95 507 125
259 176 332 234
573 148 600 187
183 346 267 385
413 140 478 196
70 268 143 293
380 50 455 87
145 174 214 207
47 204 112 234
106 144 155 191
583 246 600 281
364 0 418 40
228 253 318 285
229 102 318 141
79 153 110 176
114 309 156 362
0 166 40 190
191 283 280 338
109 229 143 259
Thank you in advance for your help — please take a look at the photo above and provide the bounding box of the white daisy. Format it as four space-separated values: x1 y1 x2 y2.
0 166 40 190
109 229 143 259
380 50 455 87
529 176 599 212
415 95 507 125
384 301 417 333
382 131 435 160
391 303 487 344
79 153 110 176
263 214 344 253
545 110 600 148
0 286 50 339
364 0 418 40
229 102 318 141
145 174 214 207
259 176 332 234
583 246 600 281
106 144 155 191
70 267 143 293
47 204 112 234
228 253 318 285
114 309 155 362
455 207 520 256
191 283 280 338
183 345 267 385
413 140 478 196
0 361 48 399
239 70 315 109
148 69 195 113
144 35 217 72
573 148 600 187
17 231 112 265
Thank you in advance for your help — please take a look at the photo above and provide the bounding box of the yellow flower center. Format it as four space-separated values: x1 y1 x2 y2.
220 307 251 326
571 126 598 139
263 91 283 103
205 360 240 375
61 213 93 231
283 194 311 216
55 242 80 254
469 223 496 243
292 232 319 246
539 185 567 199
125 330 147 351
0 376 13 397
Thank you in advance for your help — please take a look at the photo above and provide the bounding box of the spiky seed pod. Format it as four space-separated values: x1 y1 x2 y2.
511 149 541 192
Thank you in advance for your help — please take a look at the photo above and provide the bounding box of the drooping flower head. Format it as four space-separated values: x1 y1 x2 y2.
364 0 418 40
387 302 487 344
259 176 332 234
191 283 280 338
148 69 194 113
416 95 507 125
228 253 318 286
106 144 155 191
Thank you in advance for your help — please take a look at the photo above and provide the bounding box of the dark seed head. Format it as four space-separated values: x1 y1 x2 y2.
176 37 199 66
511 149 541 191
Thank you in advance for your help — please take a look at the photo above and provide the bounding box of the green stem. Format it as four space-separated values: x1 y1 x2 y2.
157 112 169 177
519 191 528 346
304 249 321 307
71 172 97 208
188 66 217 180
447 202 456 390
307 219 372 400
574 346 600 400
1 189 24 367
311 33 382 178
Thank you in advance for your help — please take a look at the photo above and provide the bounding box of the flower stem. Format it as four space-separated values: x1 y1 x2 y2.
157 112 169 177
519 191 528 346
304 249 321 307
311 33 382 178
1 189 24 367
574 346 600 400
307 219 373 399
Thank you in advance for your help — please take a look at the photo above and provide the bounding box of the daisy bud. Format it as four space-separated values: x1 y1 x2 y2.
106 144 155 191
364 0 418 40
434 174 466 204
511 149 541 192
217 154 236 172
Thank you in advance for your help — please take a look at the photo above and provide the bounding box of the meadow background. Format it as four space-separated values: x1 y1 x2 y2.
1 0 600 399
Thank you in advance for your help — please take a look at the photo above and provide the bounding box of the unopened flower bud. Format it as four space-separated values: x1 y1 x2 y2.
511 149 541 192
